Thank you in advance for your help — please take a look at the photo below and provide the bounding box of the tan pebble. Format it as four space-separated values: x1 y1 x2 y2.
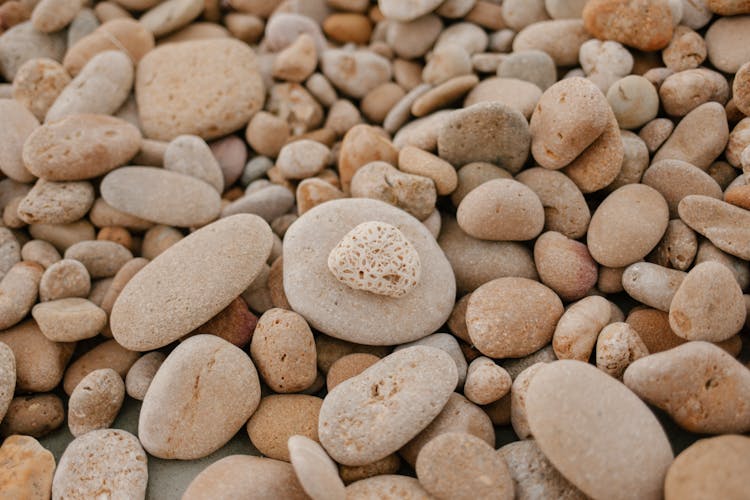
296 178 345 215
626 307 685 353
705 15 750 74
338 124 398 192
678 195 750 260
124 351 164 400
423 44 471 86
17 180 94 225
288 435 346 500
272 33 317 83
587 184 669 267
0 1 31 32
32 297 106 342
665 435 750 500
0 435 55 500
52 429 147 500
411 74 478 117
498 440 586 500
136 39 264 141
393 110 452 152
250 308 317 393
652 219 697 270
31 0 82 33
63 339 138 395
562 113 624 193
501 345 557 380
223 12 263 43
0 98 39 183
139 335 261 459
29 221 95 253
624 341 750 433
527 360 673 500
139 0 202 37
639 118 674 154
320 48 391 99
191 295 257 347
277 139 329 180
728 118 750 168
450 162 511 207
101 167 220 227
339 454 401 484
434 22 489 54
583 0 673 51
659 68 728 117
464 77 542 120
0 261 43 329
396 333 468 388
350 162 436 221
417 432 514 500
724 183 750 210
164 135 224 193
552 295 612 361
510 363 546 439
608 131 649 191
497 50 556 91
63 240 132 278
12 58 70 121
464 357 511 405
608 75 660 130
668 261 745 341
663 25 707 72
97 226 132 252
693 232 750 289
141 225 182 260
361 83 406 124
534 231 597 302
734 61 750 116
0 22 67 82
529 77 610 170
267 82 324 135
63 19 153 76
383 83 430 134
45 50 132 123
267 255 290 309
67 367 124 437
20 240 59 269
326 353 379 391
94 1 132 22
324 99 363 137
247 394 322 461
0 320 74 392
378 0 443 21
653 102 728 170
467 277 563 358
595 322 649 379
398 147 456 196
2 197 26 229
183 455 307 500
622 262 684 312
314 334 389 374
579 39 634 93
385 14 442 59
209 135 246 186
89 198 153 231
346 475 432 498
39 258 90 301
221 184 294 221
323 12 371 44
0 393 64 437
513 19 590 66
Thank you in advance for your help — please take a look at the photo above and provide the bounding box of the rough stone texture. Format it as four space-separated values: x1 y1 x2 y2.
678 195 750 260
246 394 323 461
583 0 674 51
0 435 55 500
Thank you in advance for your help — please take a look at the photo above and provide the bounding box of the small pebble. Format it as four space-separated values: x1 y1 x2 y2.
0 435 55 500
67 367 124 437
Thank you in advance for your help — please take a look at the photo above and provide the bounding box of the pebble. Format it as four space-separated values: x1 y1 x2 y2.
660 68 729 117
139 0 203 37
326 353 380 390
318 346 457 466
663 26 707 72
264 13 326 53
678 195 750 260
466 277 563 358
183 455 308 499
624 341 750 433
0 98 39 183
386 14 443 60
416 432 514 500
457 179 544 241
497 50 556 91
398 146 457 196
0 230 20 279
580 40 634 93
124 351 164 400
664 435 750 500
67 368 124 437
734 62 750 116
164 135 224 193
529 77 611 170
12 58 71 122
0 22 66 81
139 335 261 459
668 261 745 341
653 102 729 170
438 102 530 173
412 74 479 117
526 360 674 500
0 435 55 500
512 20 590 67
464 77 542 120
464 357 511 405
350 162 436 220
346 475 432 498
595 322 649 379
272 34 317 83
639 118 675 154
534 231 597 301
626 307 685 354
643 159 723 217
0 261 43 330
320 48 392 99
283 199 455 345
246 394 323 461
562 111 624 194
510 363 546 438
32 297 106 342
338 124 398 192
62 339 139 395
378 0 443 21
553 295 614 361
502 0 549 31
607 75 660 129
622 262 685 312
587 184 669 267
63 19 153 76
17 180 94 225
499 440 586 500
0 394 64 437
705 15 750 73
422 44 471 86
63 240 132 278
276 140 329 180
288 435 346 500
583 0 674 51
39 258 90 301
136 39 264 141
52 429 147 500
45 50 133 123
361 83 406 124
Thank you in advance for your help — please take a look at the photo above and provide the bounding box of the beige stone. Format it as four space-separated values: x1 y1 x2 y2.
0 435 55 500
67 368 124 437
246 394 322 461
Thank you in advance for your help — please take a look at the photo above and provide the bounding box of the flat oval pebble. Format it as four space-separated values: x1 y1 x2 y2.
288 435 346 500
526 360 674 500
668 261 745 342
52 429 147 500
32 297 106 342
318 345 457 466
416 432 514 500
553 295 613 361
587 184 669 267
111 214 271 351
320 48 392 99
183 455 308 500
664 435 750 500
624 341 750 433
17 180 94 225
642 159 723 217
283 198 455 346
678 195 750 260
67 367 124 437
64 240 132 279
512 20 590 67
246 394 322 461
457 179 544 241
0 261 43 330
467 277 563 359
0 435 55 500
583 0 673 51
23 114 141 182
437 102 530 173
534 231 597 302
136 39 264 141
139 335 261 459
101 167 221 227
124 351 164 401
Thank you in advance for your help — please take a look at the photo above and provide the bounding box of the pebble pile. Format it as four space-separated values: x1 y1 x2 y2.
0 0 749 499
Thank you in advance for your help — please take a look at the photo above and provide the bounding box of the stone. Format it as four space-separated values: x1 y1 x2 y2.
124 351 164 401
464 357 511 405
705 15 750 73
64 240 132 278
595 322 649 379
39 258 90 301
466 277 563 359
0 262 43 330
164 135 224 193
221 185 295 222
276 140 329 180
318 346 457 466
0 22 66 81
679 195 750 260
512 20 591 67
659 68 729 117
288 435 346 500
62 339 139 395
0 342 14 423
52 429 147 500
653 102 729 170
283 199 455 345
642 159 722 217
32 298 106 342
552 296 613 361
0 435 55 500
67 368 124 437
17 180 94 225
139 335 261 459
378 0 443 21
12 58 71 122
320 49 392 99
622 262 685 312
139 0 203 37
583 0 673 51
136 39 264 141
398 146 458 196
527 360 674 500
346 475 431 498
624 341 750 433
350 162 436 221
0 98 39 183
534 231 597 302
246 394 323 461
607 75 660 129
63 19 153 76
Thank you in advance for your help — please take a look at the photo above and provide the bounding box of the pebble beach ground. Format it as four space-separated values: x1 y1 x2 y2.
0 0 750 499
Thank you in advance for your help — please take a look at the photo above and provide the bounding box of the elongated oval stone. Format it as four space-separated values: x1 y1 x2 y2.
111 214 272 351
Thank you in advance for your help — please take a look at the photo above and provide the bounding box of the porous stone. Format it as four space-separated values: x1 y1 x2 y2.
0 435 55 500
246 394 323 461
